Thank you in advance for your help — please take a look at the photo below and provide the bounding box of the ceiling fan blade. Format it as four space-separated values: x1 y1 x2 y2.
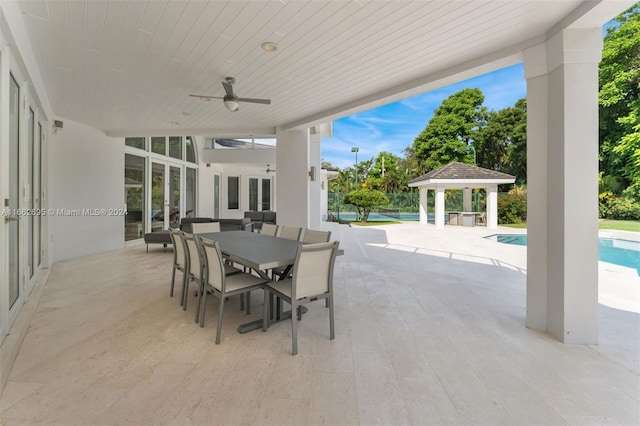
222 81 234 97
237 97 271 105
189 94 223 99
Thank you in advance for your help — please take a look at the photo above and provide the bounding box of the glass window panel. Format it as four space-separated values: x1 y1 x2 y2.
151 163 165 232
262 178 271 211
151 136 166 155
124 154 146 240
28 108 34 278
36 123 42 266
228 176 239 210
186 168 196 217
9 74 20 308
249 178 258 211
169 136 182 159
125 137 146 150
169 166 181 228
185 136 196 163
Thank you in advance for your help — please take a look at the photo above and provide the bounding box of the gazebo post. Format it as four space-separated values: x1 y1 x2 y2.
435 186 445 228
419 187 428 224
463 188 472 212
487 185 498 228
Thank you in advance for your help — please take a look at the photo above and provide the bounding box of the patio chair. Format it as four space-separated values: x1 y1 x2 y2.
191 221 221 234
302 229 331 243
476 212 486 226
260 223 279 236
278 225 303 241
168 228 187 298
262 241 339 355
196 236 269 344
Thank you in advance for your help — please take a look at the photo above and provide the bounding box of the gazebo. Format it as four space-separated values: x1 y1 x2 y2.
409 162 516 229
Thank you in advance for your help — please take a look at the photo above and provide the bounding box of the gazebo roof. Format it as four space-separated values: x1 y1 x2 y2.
408 162 515 187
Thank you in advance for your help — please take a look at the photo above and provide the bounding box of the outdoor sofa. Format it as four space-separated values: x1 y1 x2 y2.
144 217 252 251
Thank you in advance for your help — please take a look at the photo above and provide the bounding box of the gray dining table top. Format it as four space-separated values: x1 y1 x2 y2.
200 230 304 271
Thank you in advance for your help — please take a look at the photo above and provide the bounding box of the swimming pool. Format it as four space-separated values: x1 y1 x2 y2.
488 234 640 274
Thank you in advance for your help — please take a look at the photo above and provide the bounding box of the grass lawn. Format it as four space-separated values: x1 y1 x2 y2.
502 220 639 232
598 219 640 232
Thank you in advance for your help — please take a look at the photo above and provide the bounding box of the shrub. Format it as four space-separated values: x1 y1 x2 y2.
599 192 640 220
498 192 527 224
343 190 389 222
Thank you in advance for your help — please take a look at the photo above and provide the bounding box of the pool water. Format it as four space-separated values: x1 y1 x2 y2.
490 234 640 274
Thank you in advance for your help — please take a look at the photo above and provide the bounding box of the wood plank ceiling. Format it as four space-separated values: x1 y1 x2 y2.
18 0 586 135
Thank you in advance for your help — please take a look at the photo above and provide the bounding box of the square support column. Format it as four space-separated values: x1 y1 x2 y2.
524 28 602 344
463 188 472 212
486 186 498 229
419 188 428 224
435 186 445 228
276 128 310 228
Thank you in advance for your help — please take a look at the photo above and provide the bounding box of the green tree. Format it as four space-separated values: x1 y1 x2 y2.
343 189 389 222
599 4 640 200
365 151 404 192
412 88 487 172
475 98 527 183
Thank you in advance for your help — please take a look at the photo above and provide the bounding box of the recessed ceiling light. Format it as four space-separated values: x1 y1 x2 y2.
182 112 192 116
261 41 278 52
170 121 180 125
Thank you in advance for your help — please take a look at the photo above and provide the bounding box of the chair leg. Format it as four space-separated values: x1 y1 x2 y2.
180 273 188 308
194 280 202 323
297 305 302 321
262 289 270 331
199 286 207 328
291 301 298 355
170 267 176 297
182 278 190 311
328 295 335 340
215 296 225 344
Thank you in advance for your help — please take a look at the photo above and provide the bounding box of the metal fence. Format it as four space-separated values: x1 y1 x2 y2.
327 190 489 221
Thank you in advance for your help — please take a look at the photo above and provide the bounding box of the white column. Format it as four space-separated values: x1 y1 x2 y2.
525 28 602 344
308 129 322 230
523 44 549 332
419 187 428 224
486 186 498 229
435 186 445 229
463 188 472 212
276 128 310 228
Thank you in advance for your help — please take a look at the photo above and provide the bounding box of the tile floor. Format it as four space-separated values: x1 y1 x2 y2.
1 223 638 425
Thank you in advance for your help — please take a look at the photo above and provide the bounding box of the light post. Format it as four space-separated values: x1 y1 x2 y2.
351 147 359 189
467 145 476 165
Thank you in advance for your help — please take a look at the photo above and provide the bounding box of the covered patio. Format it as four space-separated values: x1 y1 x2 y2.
409 162 516 229
1 223 637 424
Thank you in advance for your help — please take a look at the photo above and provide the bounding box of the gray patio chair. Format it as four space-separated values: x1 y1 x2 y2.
260 223 279 236
168 228 187 298
262 241 339 355
278 225 303 241
196 236 269 344
302 229 331 243
191 221 221 234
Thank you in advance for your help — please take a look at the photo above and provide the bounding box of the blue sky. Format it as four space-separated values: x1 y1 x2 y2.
321 63 527 169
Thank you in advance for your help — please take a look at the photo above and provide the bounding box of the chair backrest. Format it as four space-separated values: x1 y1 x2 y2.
279 225 303 241
260 223 279 237
292 241 339 300
302 229 331 243
182 233 201 279
197 236 225 292
192 221 221 234
169 228 187 268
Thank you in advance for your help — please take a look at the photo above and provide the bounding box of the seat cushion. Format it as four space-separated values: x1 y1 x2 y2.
262 211 276 223
144 230 172 244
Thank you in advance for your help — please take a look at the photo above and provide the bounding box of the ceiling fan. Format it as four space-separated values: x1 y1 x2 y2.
190 77 271 112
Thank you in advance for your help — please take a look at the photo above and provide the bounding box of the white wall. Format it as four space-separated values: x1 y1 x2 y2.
50 119 124 262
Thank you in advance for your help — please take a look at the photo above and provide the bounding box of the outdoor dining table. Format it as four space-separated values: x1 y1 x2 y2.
200 230 342 333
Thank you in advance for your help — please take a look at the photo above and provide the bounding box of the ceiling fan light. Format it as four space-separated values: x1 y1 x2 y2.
224 99 239 111
261 42 278 52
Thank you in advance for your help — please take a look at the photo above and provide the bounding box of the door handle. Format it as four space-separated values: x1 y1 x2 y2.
4 216 18 223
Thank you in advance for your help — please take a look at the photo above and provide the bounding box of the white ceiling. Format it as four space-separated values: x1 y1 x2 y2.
14 0 628 137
